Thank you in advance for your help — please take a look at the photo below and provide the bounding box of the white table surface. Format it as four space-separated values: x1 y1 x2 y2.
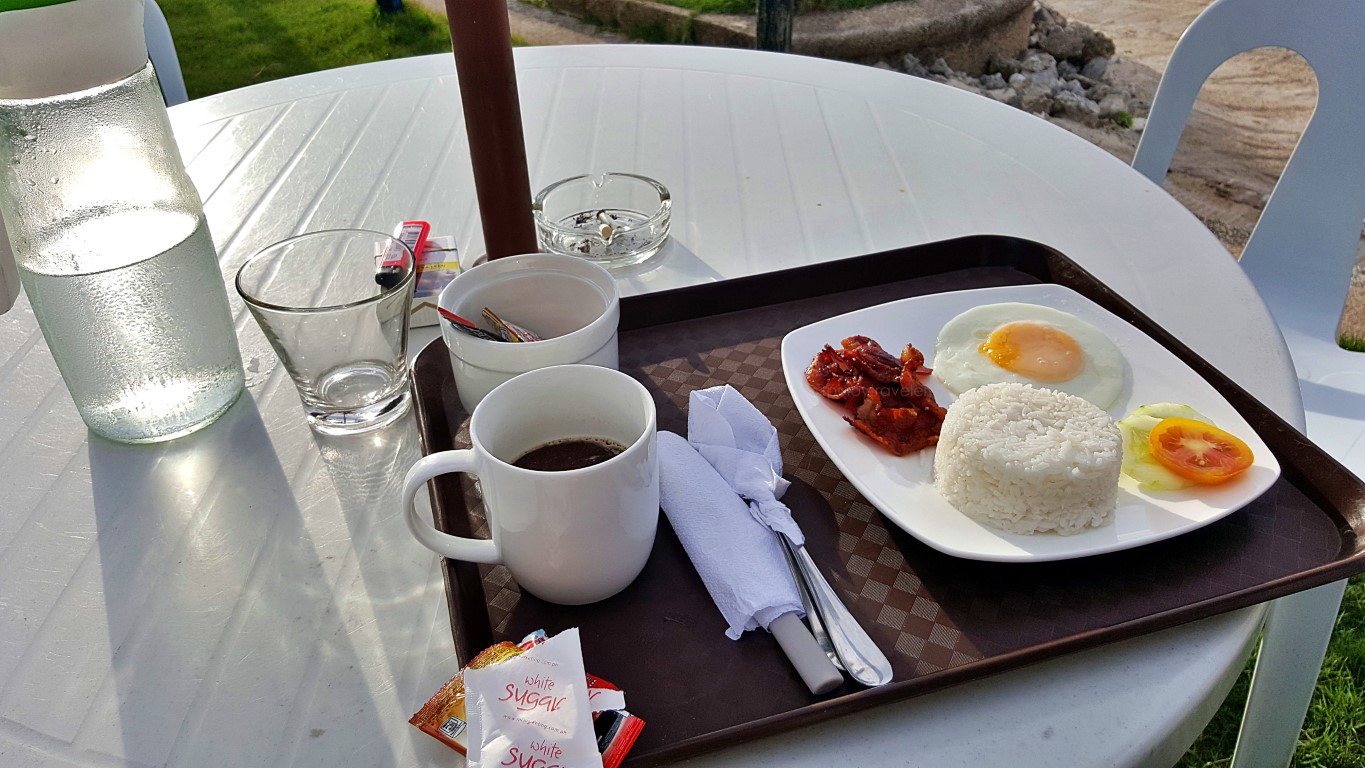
0 45 1303 767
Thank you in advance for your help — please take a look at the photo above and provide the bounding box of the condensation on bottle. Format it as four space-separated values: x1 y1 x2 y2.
0 9 244 443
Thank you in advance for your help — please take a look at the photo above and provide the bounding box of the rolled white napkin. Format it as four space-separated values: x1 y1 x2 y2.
687 385 803 545
657 431 803 640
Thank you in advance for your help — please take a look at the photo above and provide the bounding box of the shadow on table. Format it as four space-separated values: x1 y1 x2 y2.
310 407 460 762
89 394 392 765
1301 376 1365 421
613 238 726 294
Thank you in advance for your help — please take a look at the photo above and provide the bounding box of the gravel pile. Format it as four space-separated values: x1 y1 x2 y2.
875 2 1147 131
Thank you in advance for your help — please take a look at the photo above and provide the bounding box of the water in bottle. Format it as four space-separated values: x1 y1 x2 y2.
0 44 245 443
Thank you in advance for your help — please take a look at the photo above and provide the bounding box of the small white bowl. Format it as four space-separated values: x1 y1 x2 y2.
437 253 620 412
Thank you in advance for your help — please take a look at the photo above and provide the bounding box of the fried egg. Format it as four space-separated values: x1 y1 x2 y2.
933 303 1124 409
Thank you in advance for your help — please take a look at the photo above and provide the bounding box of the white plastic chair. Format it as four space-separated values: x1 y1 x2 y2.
144 0 187 106
1132 0 1365 764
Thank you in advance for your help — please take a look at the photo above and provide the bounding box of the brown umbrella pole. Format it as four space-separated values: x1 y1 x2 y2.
443 0 539 260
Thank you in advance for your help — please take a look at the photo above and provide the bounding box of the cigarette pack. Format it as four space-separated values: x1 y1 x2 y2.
409 235 461 327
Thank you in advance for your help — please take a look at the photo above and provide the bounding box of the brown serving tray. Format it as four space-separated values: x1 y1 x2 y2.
411 235 1365 766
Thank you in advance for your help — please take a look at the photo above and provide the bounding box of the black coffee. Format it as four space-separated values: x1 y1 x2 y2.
512 437 626 471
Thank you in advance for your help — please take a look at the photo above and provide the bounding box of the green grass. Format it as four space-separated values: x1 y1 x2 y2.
1339 334 1365 353
157 5 1365 763
159 0 455 100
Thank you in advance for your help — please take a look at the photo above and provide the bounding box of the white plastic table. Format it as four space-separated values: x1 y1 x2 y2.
0 45 1320 767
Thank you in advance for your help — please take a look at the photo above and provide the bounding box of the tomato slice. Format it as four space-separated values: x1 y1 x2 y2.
1147 417 1254 484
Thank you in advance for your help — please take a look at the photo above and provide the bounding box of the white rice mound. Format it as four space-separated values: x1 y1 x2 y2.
933 382 1122 535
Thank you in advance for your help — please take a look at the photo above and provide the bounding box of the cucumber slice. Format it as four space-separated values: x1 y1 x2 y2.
1118 403 1211 491
1133 403 1209 421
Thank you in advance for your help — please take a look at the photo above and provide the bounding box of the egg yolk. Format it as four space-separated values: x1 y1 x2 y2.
978 321 1084 382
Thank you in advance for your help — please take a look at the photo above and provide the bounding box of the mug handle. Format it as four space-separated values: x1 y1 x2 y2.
403 450 502 564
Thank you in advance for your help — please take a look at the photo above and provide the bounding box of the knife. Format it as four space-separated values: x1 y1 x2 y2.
778 534 893 688
781 538 842 669
769 612 843 694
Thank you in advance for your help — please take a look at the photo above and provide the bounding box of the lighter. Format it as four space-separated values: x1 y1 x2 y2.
376 220 430 288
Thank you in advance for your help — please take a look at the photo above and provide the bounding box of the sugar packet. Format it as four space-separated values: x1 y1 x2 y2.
408 630 642 764
465 628 605 768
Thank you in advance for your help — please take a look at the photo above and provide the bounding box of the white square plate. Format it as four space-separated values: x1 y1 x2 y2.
779 283 1281 562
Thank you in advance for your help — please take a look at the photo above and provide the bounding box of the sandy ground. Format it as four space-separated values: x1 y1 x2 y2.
1042 0 1365 338
1047 0 1319 256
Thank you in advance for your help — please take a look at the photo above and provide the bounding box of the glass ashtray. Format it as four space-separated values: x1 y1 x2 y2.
532 173 671 268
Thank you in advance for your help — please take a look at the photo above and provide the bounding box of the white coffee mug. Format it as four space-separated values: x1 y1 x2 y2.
438 253 620 412
402 364 659 605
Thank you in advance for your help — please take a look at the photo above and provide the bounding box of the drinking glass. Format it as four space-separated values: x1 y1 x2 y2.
236 229 414 434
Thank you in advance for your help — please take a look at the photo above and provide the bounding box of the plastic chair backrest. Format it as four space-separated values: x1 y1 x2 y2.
144 0 187 106
1134 5 1365 767
1131 0 1365 342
